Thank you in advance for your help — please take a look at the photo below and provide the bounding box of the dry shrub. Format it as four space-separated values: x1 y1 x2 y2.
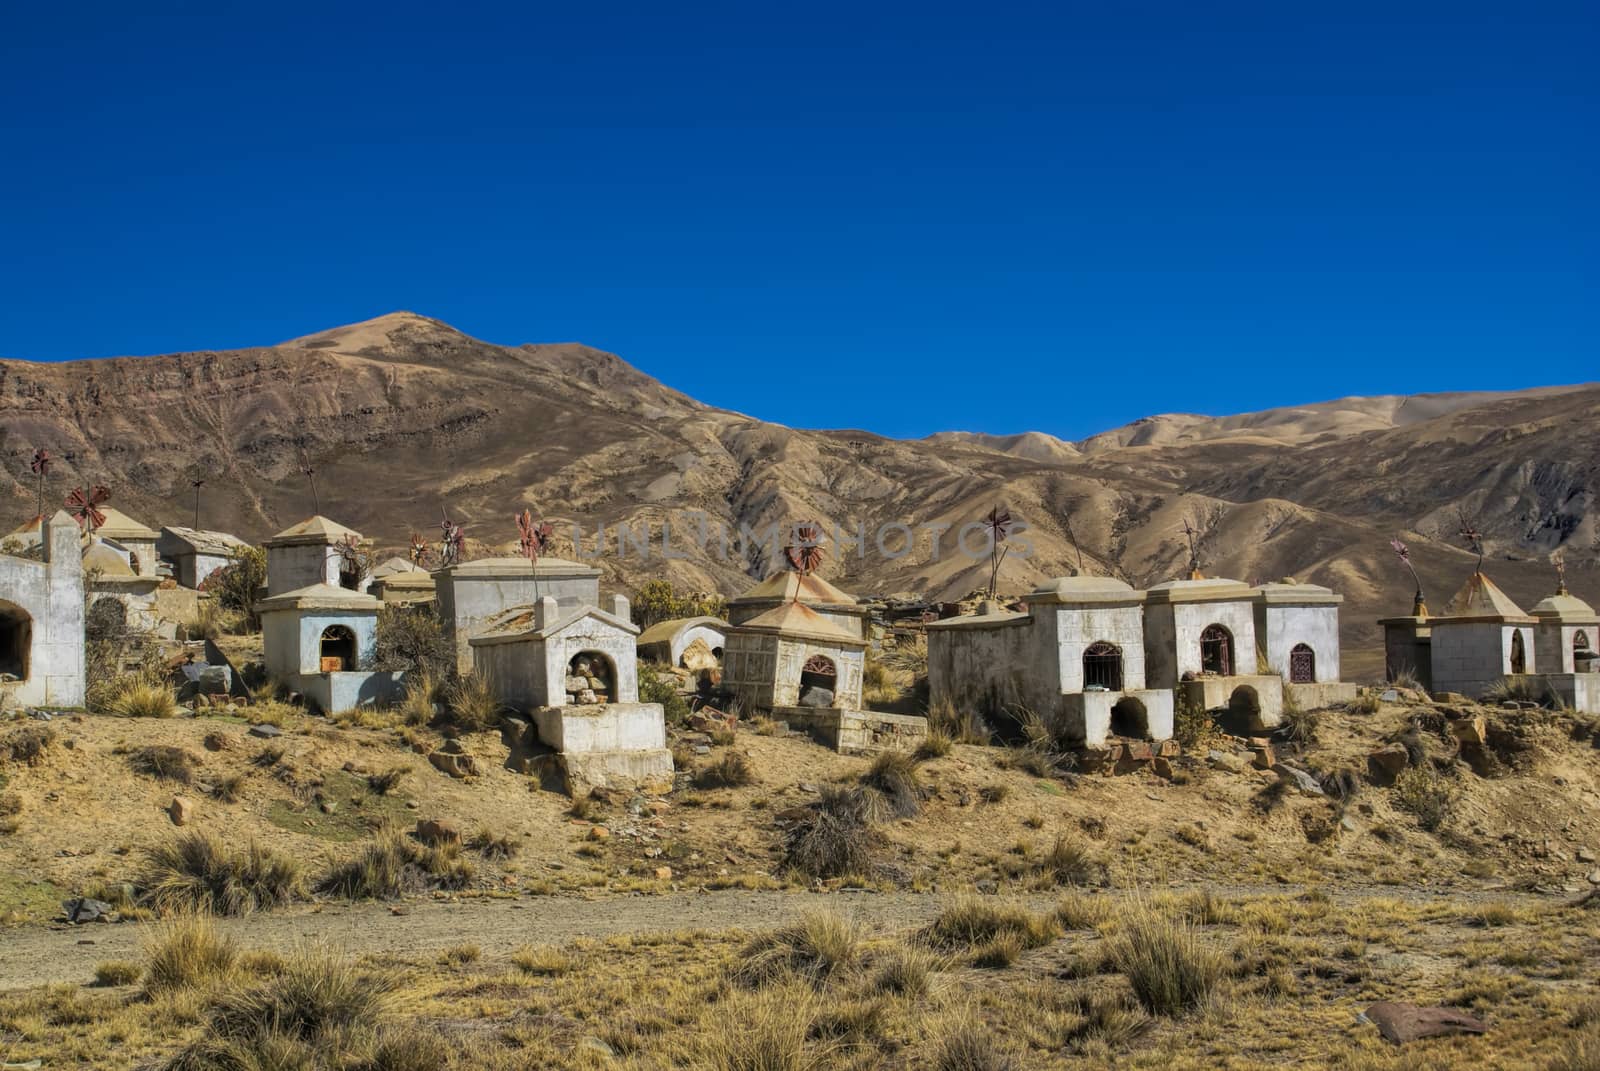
1393 765 1457 832
1279 703 1319 744
970 932 1024 969
926 698 989 745
366 766 409 796
468 827 517 859
699 983 826 1071
978 784 1009 804
933 1018 1016 1071
1055 992 1153 1054
398 672 436 727
207 773 245 804
1 723 55 766
1110 903 1223 1016
1034 834 1103 887
783 786 877 880
872 945 936 997
143 832 304 916
0 791 23 816
920 895 1058 952
93 960 143 987
143 913 239 993
1055 890 1114 930
316 827 474 900
441 670 502 732
733 911 859 989
104 678 180 719
131 745 200 784
696 751 754 789
915 728 953 760
1347 692 1381 716
1172 692 1222 751
858 750 922 820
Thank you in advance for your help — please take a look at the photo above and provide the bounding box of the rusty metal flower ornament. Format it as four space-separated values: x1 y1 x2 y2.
29 449 51 517
334 534 370 583
1391 536 1427 615
65 485 110 533
516 509 553 566
783 523 824 578
408 533 433 569
1456 510 1484 573
984 506 1013 599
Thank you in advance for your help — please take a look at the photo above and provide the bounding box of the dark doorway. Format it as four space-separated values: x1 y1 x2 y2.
320 625 357 672
1509 631 1527 675
1200 625 1234 676
1083 641 1124 691
1110 696 1148 738
1289 643 1315 684
1576 631 1595 672
799 653 838 704
0 601 32 681
1228 685 1261 722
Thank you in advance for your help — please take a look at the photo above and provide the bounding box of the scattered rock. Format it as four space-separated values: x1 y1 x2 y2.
167 796 195 826
429 750 478 779
1151 756 1174 780
1362 1001 1487 1045
587 825 610 842
60 897 114 924
1250 744 1275 770
248 724 282 739
1206 750 1244 773
1380 689 1400 703
1449 715 1489 746
653 866 673 881
1367 745 1410 786
416 819 462 846
1272 764 1325 796
1576 847 1596 864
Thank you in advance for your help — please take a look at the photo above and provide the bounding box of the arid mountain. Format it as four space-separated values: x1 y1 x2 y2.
3 312 1596 678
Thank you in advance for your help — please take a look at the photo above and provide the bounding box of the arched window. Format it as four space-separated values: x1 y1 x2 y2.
1574 630 1594 671
1509 631 1527 675
320 625 357 672
1083 641 1123 690
800 653 837 703
569 651 615 704
1289 643 1315 684
0 600 32 681
1200 624 1234 676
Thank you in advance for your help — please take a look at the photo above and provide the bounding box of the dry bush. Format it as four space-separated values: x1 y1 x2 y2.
1347 692 1381 715
695 751 754 789
1279 703 1319 744
397 672 437 727
699 984 825 1071
970 932 1024 969
920 895 1058 952
366 766 409 796
1055 992 1153 1054
1172 692 1222 751
915 728 953 760
1034 833 1103 887
932 1018 1016 1071
316 827 475 900
872 945 936 997
783 786 877 880
103 677 180 718
978 784 1009 804
143 832 304 916
143 913 240 993
130 745 200 784
206 773 246 804
1393 765 1457 832
93 960 143 987
467 827 517 859
441 670 503 732
1 723 55 766
733 910 859 989
1055 890 1114 931
858 750 922 820
926 698 989 745
1110 904 1223 1016
0 791 22 816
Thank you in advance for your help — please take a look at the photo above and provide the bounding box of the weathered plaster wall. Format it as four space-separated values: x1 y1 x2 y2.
1430 622 1534 698
926 619 1052 720
1256 604 1342 683
1144 600 1258 688
1535 624 1598 675
437 572 601 672
1052 605 1148 692
0 514 84 709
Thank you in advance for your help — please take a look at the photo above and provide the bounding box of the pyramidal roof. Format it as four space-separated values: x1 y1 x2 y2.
1443 572 1529 620
736 600 864 646
733 571 857 606
265 515 363 545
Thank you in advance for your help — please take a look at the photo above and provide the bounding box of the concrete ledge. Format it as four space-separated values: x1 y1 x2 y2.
1059 689 1175 748
297 670 406 714
533 702 667 754
772 706 928 755
1179 674 1285 730
561 748 675 792
1538 673 1600 715
1285 681 1360 710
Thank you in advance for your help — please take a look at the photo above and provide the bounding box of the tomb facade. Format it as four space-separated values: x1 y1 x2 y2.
435 556 601 673
1142 577 1284 730
0 512 86 710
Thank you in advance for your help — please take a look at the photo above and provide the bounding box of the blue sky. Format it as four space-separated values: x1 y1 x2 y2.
1 1 1593 440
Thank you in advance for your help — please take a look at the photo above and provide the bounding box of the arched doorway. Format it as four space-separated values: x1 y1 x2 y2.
1229 684 1261 722
1509 631 1527 675
1110 696 1148 738
1575 630 1595 672
0 600 32 681
1289 643 1315 684
1083 641 1124 690
569 651 615 704
319 625 357 672
1200 625 1234 676
799 653 838 704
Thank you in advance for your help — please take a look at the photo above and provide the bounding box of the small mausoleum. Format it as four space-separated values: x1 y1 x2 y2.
263 516 370 597
371 568 436 605
636 615 727 670
157 526 249 589
1427 572 1536 699
0 512 86 711
1143 577 1284 730
1530 584 1599 713
469 594 672 790
1251 580 1357 708
435 556 601 673
925 576 1174 749
255 583 403 713
90 508 159 578
83 539 161 632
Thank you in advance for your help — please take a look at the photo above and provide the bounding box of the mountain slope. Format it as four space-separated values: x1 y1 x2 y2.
2 312 1594 678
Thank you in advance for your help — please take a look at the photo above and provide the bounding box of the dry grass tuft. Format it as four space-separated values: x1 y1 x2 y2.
2 723 56 766
143 832 305 916
316 827 474 900
512 944 575 977
858 750 922 820
920 896 1058 952
130 745 200 784
441 670 503 732
93 960 143 987
699 984 827 1071
366 765 409 796
142 913 240 993
915 728 953 760
1110 903 1223 1016
872 945 936 997
783 786 877 880
104 678 181 719
1393 765 1457 832
933 1018 1016 1071
696 750 755 789
732 911 859 989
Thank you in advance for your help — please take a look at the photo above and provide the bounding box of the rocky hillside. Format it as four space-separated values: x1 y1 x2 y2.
3 313 1596 676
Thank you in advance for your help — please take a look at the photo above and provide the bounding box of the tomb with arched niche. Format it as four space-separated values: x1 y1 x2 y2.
1252 580 1358 709
1425 571 1538 699
469 593 672 791
926 575 1175 750
0 512 85 711
1529 584 1600 713
255 582 403 714
1143 577 1283 731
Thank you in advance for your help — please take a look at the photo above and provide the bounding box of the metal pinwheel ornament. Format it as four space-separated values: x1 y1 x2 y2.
984 506 1013 599
783 523 824 579
29 449 51 518
65 485 110 534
